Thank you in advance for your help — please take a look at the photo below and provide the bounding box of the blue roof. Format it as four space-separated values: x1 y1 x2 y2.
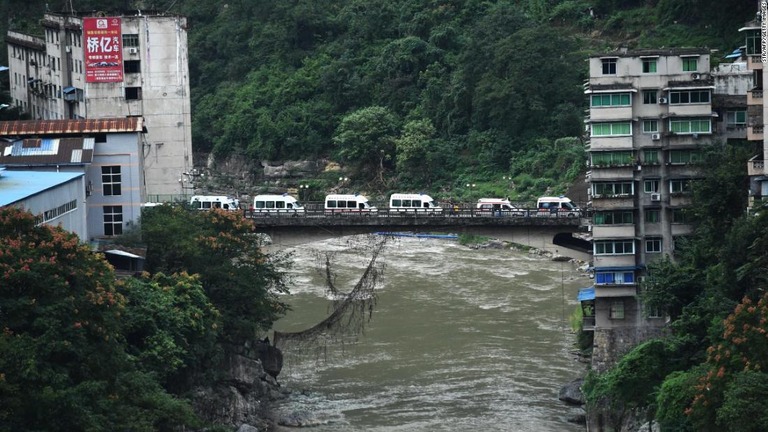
577 287 595 302
0 170 84 206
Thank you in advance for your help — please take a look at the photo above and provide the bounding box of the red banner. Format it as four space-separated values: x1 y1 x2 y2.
83 17 123 83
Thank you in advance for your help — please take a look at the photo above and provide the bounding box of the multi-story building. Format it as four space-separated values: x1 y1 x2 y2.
5 11 192 197
740 14 768 207
584 48 716 370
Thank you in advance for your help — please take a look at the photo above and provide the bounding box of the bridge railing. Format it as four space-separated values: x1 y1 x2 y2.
242 206 585 219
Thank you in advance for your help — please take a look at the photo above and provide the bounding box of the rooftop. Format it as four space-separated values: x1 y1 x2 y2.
592 47 710 58
0 169 83 207
0 118 145 137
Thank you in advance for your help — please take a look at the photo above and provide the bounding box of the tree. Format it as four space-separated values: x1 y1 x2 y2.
0 207 200 431
118 272 221 390
333 106 400 184
686 293 768 432
141 205 290 344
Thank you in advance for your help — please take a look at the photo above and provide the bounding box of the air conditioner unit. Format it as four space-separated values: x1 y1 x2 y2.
128 47 139 54
658 97 668 104
692 133 699 139
651 133 661 141
650 193 661 202
65 46 71 53
691 72 702 80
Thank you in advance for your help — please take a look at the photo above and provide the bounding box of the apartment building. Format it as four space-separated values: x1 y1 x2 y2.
584 48 716 369
740 15 768 207
5 11 192 196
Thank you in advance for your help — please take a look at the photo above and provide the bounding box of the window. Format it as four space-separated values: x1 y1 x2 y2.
669 179 692 194
642 58 657 73
642 120 659 133
592 182 634 197
642 91 658 105
669 90 710 104
645 238 662 253
601 58 617 75
123 34 140 48
669 150 702 164
610 300 625 319
103 206 123 236
124 60 141 74
669 118 711 134
593 210 633 225
672 209 688 223
591 151 633 167
682 57 698 72
646 304 663 319
726 110 747 126
125 87 142 100
644 209 660 223
102 166 122 196
746 30 762 56
595 271 635 285
591 93 631 107
591 122 632 136
644 179 660 193
594 240 635 255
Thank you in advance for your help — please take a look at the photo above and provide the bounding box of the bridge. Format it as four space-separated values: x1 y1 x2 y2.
245 208 592 260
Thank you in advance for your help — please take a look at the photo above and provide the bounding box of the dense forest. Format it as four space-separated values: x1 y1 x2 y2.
0 0 756 198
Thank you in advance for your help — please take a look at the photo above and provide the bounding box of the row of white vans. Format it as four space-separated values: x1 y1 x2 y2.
189 194 582 217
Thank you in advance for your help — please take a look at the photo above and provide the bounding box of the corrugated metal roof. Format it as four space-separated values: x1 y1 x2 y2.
0 137 94 166
0 170 84 207
0 118 144 136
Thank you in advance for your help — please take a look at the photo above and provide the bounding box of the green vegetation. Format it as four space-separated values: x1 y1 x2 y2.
2 0 755 195
583 143 768 432
458 233 491 246
0 206 290 430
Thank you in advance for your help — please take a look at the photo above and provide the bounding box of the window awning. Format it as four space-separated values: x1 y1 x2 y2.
63 86 77 94
577 287 595 302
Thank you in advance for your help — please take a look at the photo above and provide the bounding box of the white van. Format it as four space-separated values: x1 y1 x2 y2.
324 194 378 214
190 195 240 211
389 193 442 213
252 194 305 215
476 198 524 217
536 196 581 217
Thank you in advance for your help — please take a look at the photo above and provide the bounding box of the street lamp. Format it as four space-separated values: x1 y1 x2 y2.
299 184 310 201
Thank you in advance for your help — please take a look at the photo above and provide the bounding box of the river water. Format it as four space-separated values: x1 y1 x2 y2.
270 235 589 432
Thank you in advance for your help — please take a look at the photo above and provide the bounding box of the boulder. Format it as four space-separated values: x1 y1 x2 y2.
559 378 585 405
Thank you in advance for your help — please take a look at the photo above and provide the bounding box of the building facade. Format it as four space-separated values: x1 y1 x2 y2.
0 168 88 240
5 11 192 196
740 15 768 207
584 48 716 370
0 118 146 241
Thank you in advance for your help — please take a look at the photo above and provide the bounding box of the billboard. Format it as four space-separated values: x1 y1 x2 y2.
83 17 123 83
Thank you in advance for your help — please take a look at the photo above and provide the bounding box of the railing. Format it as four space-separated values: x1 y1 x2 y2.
243 206 585 220
582 316 595 331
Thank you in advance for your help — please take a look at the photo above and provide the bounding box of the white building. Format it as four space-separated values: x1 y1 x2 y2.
0 118 146 240
0 167 88 240
5 11 192 197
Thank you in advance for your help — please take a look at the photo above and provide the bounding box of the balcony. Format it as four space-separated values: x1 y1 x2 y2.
748 56 764 70
592 225 636 238
594 285 638 298
748 124 764 141
748 155 765 176
748 88 763 105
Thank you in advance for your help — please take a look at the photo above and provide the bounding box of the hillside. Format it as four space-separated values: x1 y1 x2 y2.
0 0 756 200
